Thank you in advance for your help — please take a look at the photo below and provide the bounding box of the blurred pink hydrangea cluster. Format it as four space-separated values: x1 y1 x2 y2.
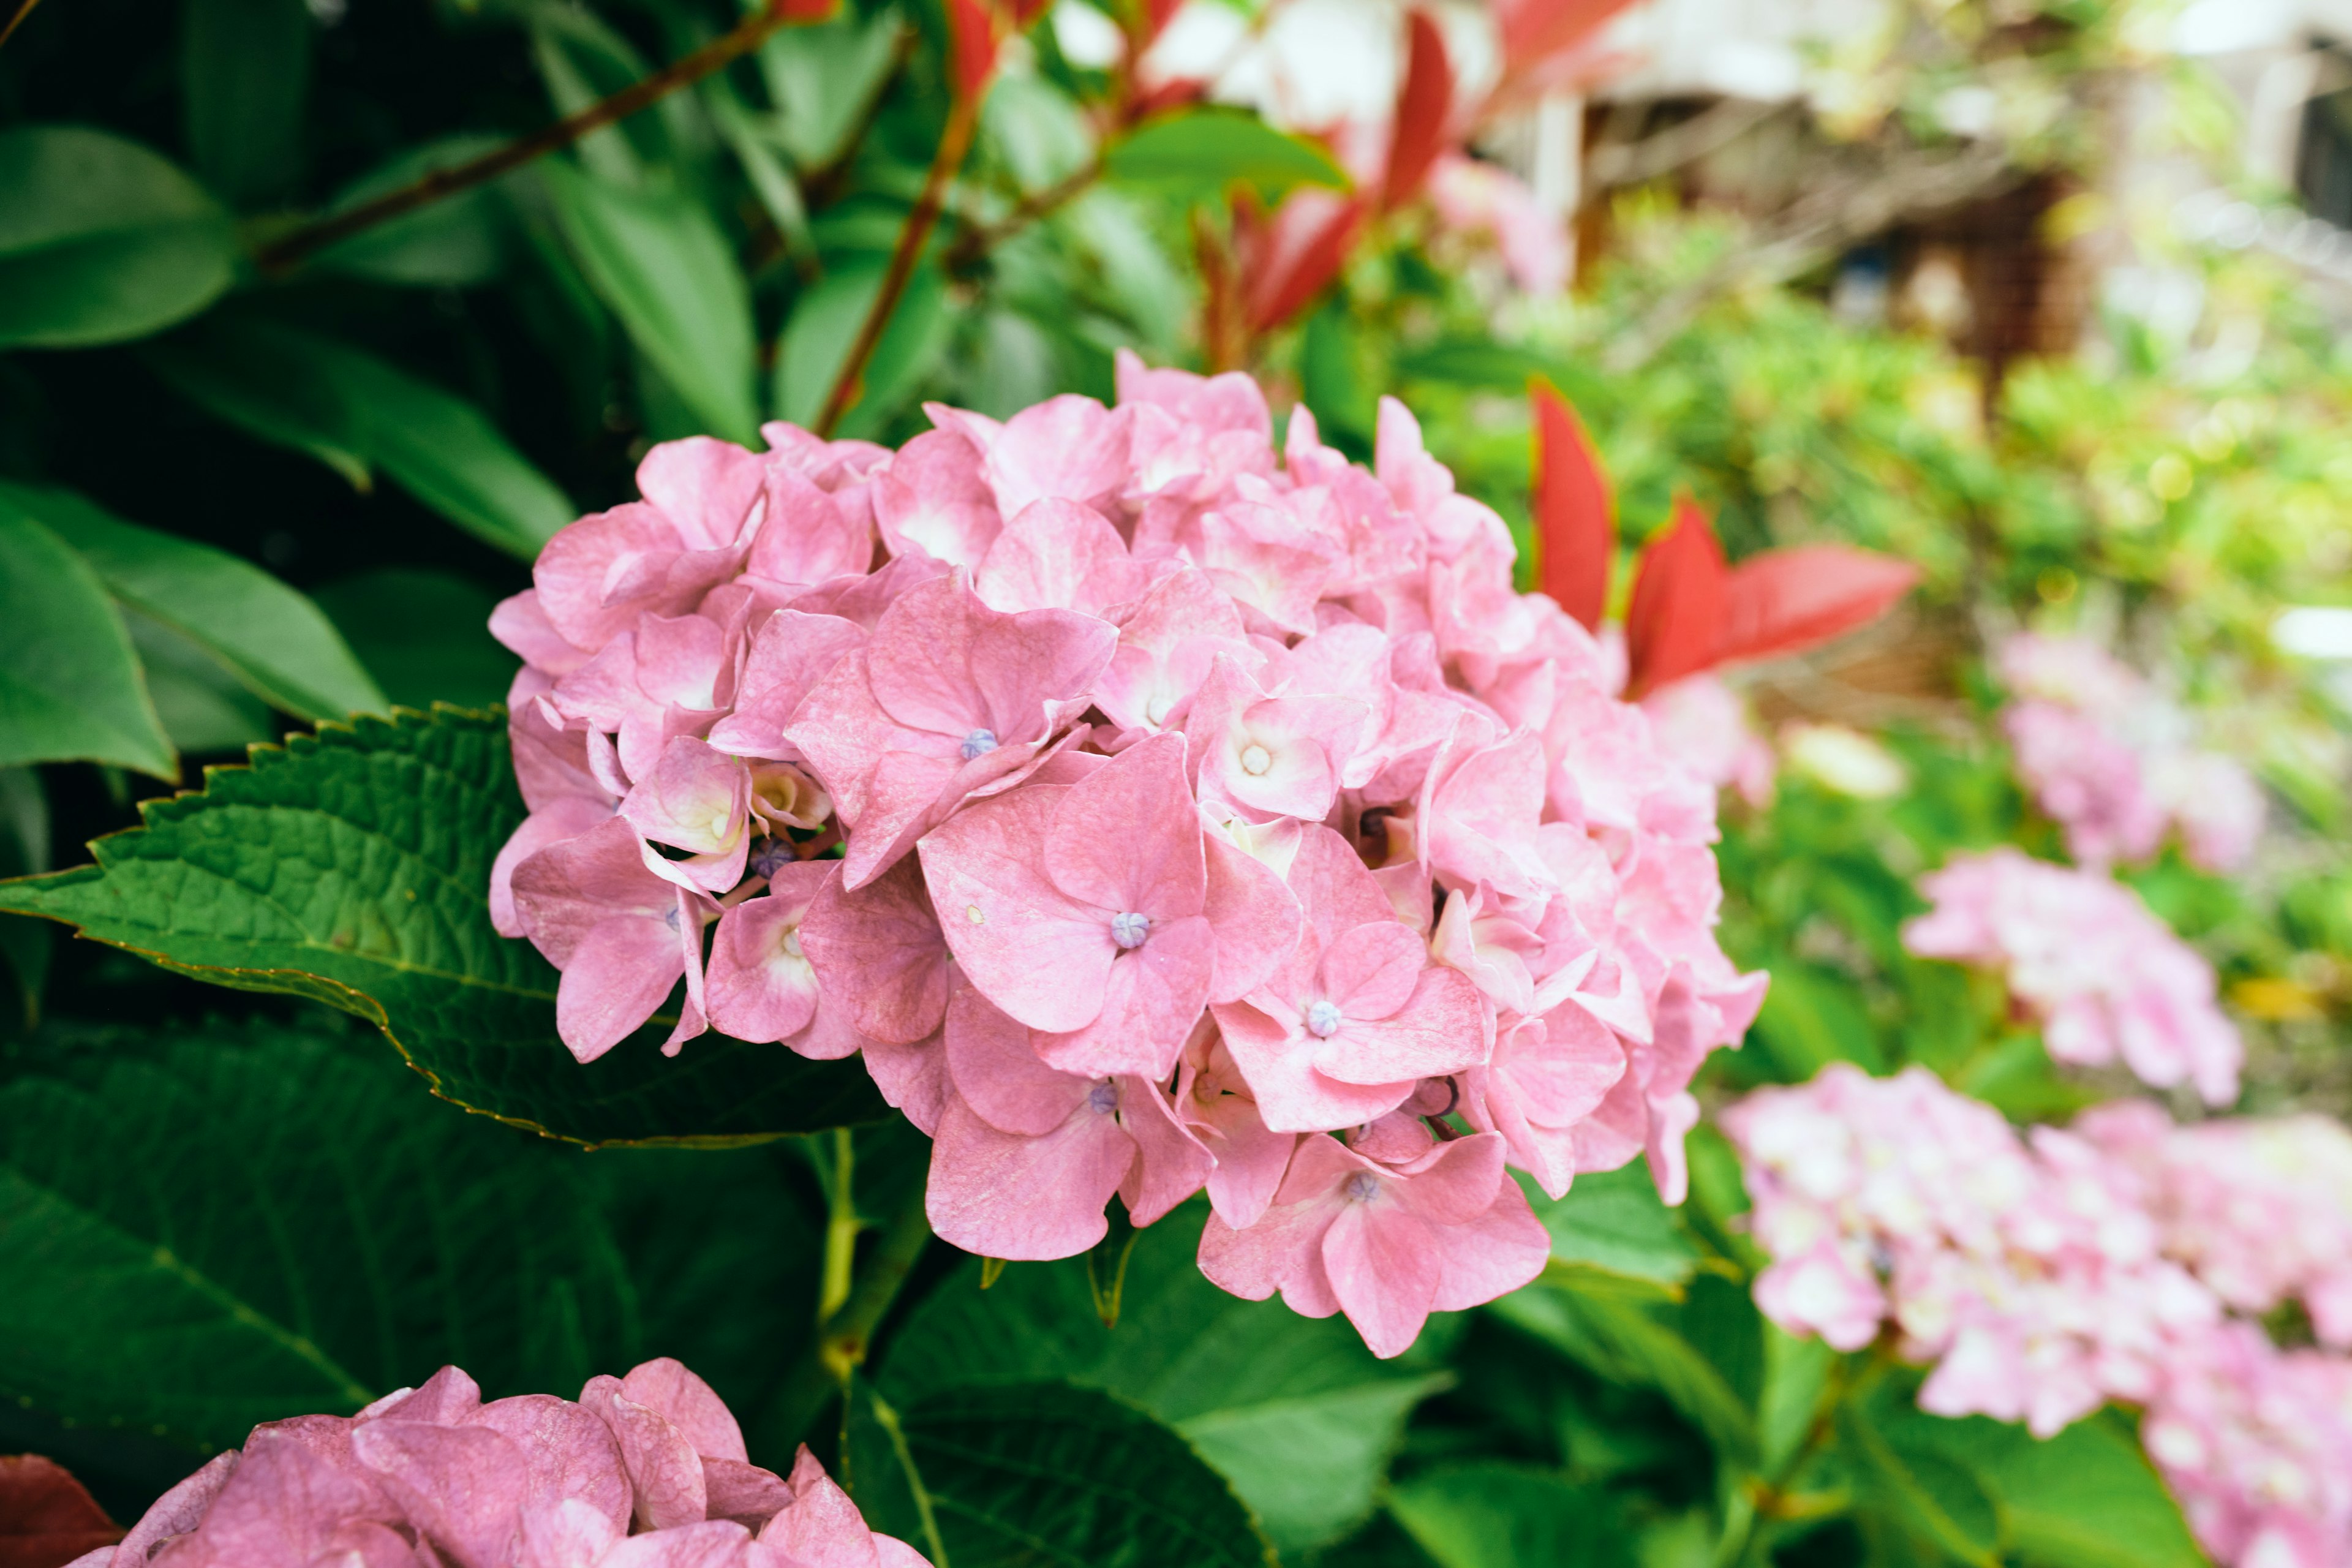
487 356 1763 1357
1998 633 2263 872
1902 847 2241 1105
2076 1100 2352 1349
1727 1066 2352 1568
64 1359 925 1568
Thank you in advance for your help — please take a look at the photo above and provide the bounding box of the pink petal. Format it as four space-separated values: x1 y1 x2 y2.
598 1518 756 1568
799 856 950 1046
1033 914 1216 1080
510 816 677 967
704 886 823 1046
919 784 1115 1033
624 737 751 861
638 437 767 549
115 1452 239 1568
521 1496 625 1568
747 467 873 589
981 394 1133 518
758 1449 884 1568
556 913 692 1064
579 1376 708 1531
466 1395 632 1535
1212 999 1418 1133
1322 1198 1442 1359
944 981 1093 1137
925 1082 1136 1261
1116 1074 1215 1226
1201 829 1302 1004
620 1359 748 1463
1315 966 1488 1087
1427 1173 1550 1312
347 1420 526 1568
492 798 615 938
1316 921 1426 1023
875 428 1000 567
1043 732 1207 919
706 611 867 759
862 1028 948 1136
974 497 1153 616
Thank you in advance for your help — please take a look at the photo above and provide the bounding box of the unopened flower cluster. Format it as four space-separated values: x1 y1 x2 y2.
63 1359 925 1568
488 356 1763 1357
1998 633 2263 872
1727 1066 2352 1568
1902 847 2242 1104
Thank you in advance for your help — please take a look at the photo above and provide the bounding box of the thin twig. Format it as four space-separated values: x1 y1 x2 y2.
0 0 43 51
255 3 803 274
813 92 980 436
944 153 1103 271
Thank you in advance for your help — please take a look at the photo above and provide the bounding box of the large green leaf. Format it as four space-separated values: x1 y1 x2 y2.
143 317 575 559
881 1209 1447 1553
1105 109 1349 202
759 9 907 169
0 482 384 723
0 1018 634 1453
1486 1280 1758 1466
1525 1164 1700 1291
310 136 513 286
541 162 760 443
1890 1405 2204 1568
182 0 311 207
0 127 236 349
1839 1381 2002 1567
0 706 884 1145
1386 1463 1632 1568
0 497 175 780
846 1378 1275 1568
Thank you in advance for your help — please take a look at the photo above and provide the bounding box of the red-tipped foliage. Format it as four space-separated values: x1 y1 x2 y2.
1713 546 1918 667
1381 12 1454 212
944 0 1001 100
1531 381 1613 632
1623 498 1727 698
0 1455 119 1568
1240 192 1367 334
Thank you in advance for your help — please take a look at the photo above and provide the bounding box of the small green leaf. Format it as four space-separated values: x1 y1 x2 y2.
0 706 885 1145
1487 1281 1759 1465
309 136 511 285
1839 1381 2002 1566
1387 1463 1633 1568
145 317 575 558
0 483 385 723
758 9 907 170
1524 1163 1700 1289
881 1212 1446 1553
542 161 760 443
1106 108 1348 201
0 497 175 780
0 127 236 349
1894 1406 2205 1568
774 258 952 437
853 1379 1276 1568
182 0 311 208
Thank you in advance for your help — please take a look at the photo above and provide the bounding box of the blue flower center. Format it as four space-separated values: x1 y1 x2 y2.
1088 1081 1119 1115
1110 911 1151 950
1344 1171 1381 1203
960 728 1000 761
1306 999 1343 1038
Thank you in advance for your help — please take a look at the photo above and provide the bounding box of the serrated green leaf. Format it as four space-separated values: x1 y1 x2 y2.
143 316 575 558
0 498 175 780
0 127 236 349
880 1208 1446 1553
851 1378 1275 1568
183 0 311 207
1106 108 1348 201
542 161 759 443
1387 1463 1633 1568
0 482 384 723
0 1017 635 1453
0 706 884 1145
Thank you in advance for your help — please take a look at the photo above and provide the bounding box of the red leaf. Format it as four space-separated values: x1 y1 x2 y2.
1381 11 1453 211
1240 189 1366 334
770 0 842 20
1711 546 1918 668
1530 380 1613 632
1142 0 1184 42
944 0 1001 101
1493 0 1642 77
1009 0 1053 24
0 1456 120 1568
1623 498 1727 698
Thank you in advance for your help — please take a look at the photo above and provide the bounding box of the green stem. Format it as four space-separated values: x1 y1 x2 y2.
774 1175 933 1442
818 1125 860 1322
861 1382 951 1567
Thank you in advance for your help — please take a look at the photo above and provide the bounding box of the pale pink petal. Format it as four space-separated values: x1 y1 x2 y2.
1213 999 1418 1133
620 1359 747 1463
1200 829 1303 1004
638 437 767 548
1322 1199 1442 1359
1116 1074 1215 1225
1043 733 1207 920
926 1083 1136 1261
579 1376 707 1531
799 856 950 1045
705 886 823 1046
347 1420 525 1568
706 612 867 760
466 1395 631 1534
944 982 1092 1137
597 1518 756 1568
1033 914 1216 1080
919 784 1115 1033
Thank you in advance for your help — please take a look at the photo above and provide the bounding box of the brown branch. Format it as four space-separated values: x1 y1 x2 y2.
944 154 1103 273
255 3 804 275
812 92 981 437
0 0 43 51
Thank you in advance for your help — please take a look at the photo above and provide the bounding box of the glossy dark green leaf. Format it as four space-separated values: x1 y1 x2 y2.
541 162 760 443
1105 108 1348 201
1387 1463 1634 1568
182 0 310 207
144 317 575 558
1486 1280 1758 1465
0 127 236 349
0 497 175 780
121 609 274 755
0 706 885 1145
880 1209 1446 1552
0 1018 635 1453
1 482 384 723
848 1378 1275 1568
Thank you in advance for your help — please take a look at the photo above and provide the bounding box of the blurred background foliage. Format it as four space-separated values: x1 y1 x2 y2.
6 0 2352 1562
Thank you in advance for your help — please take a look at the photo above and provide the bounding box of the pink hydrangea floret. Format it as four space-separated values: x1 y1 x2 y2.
1902 847 2242 1105
62 1359 927 1568
488 357 1766 1357
1998 633 2262 872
